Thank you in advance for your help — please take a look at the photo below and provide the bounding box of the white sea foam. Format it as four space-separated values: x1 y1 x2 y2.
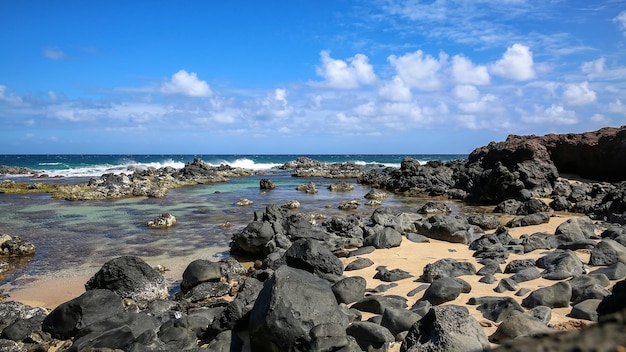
207 158 282 170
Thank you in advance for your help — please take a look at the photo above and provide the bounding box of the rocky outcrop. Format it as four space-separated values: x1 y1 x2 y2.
276 156 384 178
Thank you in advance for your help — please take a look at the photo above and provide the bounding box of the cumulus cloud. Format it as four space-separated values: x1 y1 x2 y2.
0 85 24 105
378 76 412 102
491 44 536 81
590 114 610 124
160 70 212 97
615 11 626 36
562 81 596 106
451 55 490 85
388 50 447 91
43 47 67 60
608 99 626 115
521 104 577 124
453 85 480 101
314 51 377 89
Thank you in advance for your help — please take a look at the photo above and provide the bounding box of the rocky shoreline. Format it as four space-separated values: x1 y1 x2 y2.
1 126 626 351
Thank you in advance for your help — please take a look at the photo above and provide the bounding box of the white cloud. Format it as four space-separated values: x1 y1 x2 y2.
0 85 24 105
491 44 536 81
274 88 287 106
43 47 66 60
453 85 480 101
614 11 626 36
451 55 490 85
353 102 377 116
458 94 497 114
378 76 412 102
388 50 447 91
608 99 626 115
590 114 610 124
160 70 212 97
314 51 377 89
582 57 605 75
562 81 596 106
521 104 577 124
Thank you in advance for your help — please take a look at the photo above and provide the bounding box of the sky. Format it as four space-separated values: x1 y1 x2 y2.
1 1 626 154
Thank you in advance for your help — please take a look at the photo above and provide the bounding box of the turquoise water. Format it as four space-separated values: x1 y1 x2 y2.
0 154 473 290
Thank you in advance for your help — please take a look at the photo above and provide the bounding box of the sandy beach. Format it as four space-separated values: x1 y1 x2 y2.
5 210 603 351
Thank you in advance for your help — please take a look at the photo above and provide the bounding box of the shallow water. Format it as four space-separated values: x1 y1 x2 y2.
0 171 487 290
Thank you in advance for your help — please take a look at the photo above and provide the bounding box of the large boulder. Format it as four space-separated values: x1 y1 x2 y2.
42 289 124 340
283 238 344 280
248 266 349 352
420 258 476 283
85 256 167 301
400 305 490 352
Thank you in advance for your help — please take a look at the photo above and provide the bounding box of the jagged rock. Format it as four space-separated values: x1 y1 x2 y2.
469 296 524 323
374 266 413 282
414 215 483 244
589 239 626 266
259 178 275 190
283 238 344 280
417 202 451 214
329 181 354 192
364 189 388 200
296 181 318 194
339 200 359 210
281 199 301 209
236 198 253 206
146 213 176 228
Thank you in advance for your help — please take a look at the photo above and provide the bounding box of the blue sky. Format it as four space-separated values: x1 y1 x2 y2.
1 1 625 154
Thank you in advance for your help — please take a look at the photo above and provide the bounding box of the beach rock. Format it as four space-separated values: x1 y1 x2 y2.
338 199 359 210
489 310 552 344
553 216 597 244
505 212 550 228
521 281 572 309
421 277 471 305
236 198 253 206
345 257 374 271
400 305 490 352
296 181 318 194
510 267 541 283
494 278 519 293
519 232 553 253
494 199 523 215
374 266 413 282
205 277 263 339
85 256 168 301
417 201 451 214
477 259 502 276
420 258 476 283
589 239 626 266
536 250 585 280
365 189 388 200
0 235 36 257
517 198 552 215
597 279 626 320
414 215 482 244
281 199 301 209
348 246 376 257
1 313 46 343
180 259 222 292
259 178 275 190
467 215 501 230
569 299 601 321
568 274 611 304
146 213 176 228
231 220 276 257
309 323 361 352
346 321 394 352
380 307 422 336
323 215 365 241
329 180 354 192
332 276 367 304
590 262 626 280
470 296 524 323
206 330 244 352
283 238 344 280
405 233 430 243
364 225 402 249
248 266 349 352
466 136 559 203
42 289 124 340
504 259 536 273
351 295 408 315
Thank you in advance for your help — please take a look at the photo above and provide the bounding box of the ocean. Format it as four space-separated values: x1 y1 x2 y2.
0 154 468 292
